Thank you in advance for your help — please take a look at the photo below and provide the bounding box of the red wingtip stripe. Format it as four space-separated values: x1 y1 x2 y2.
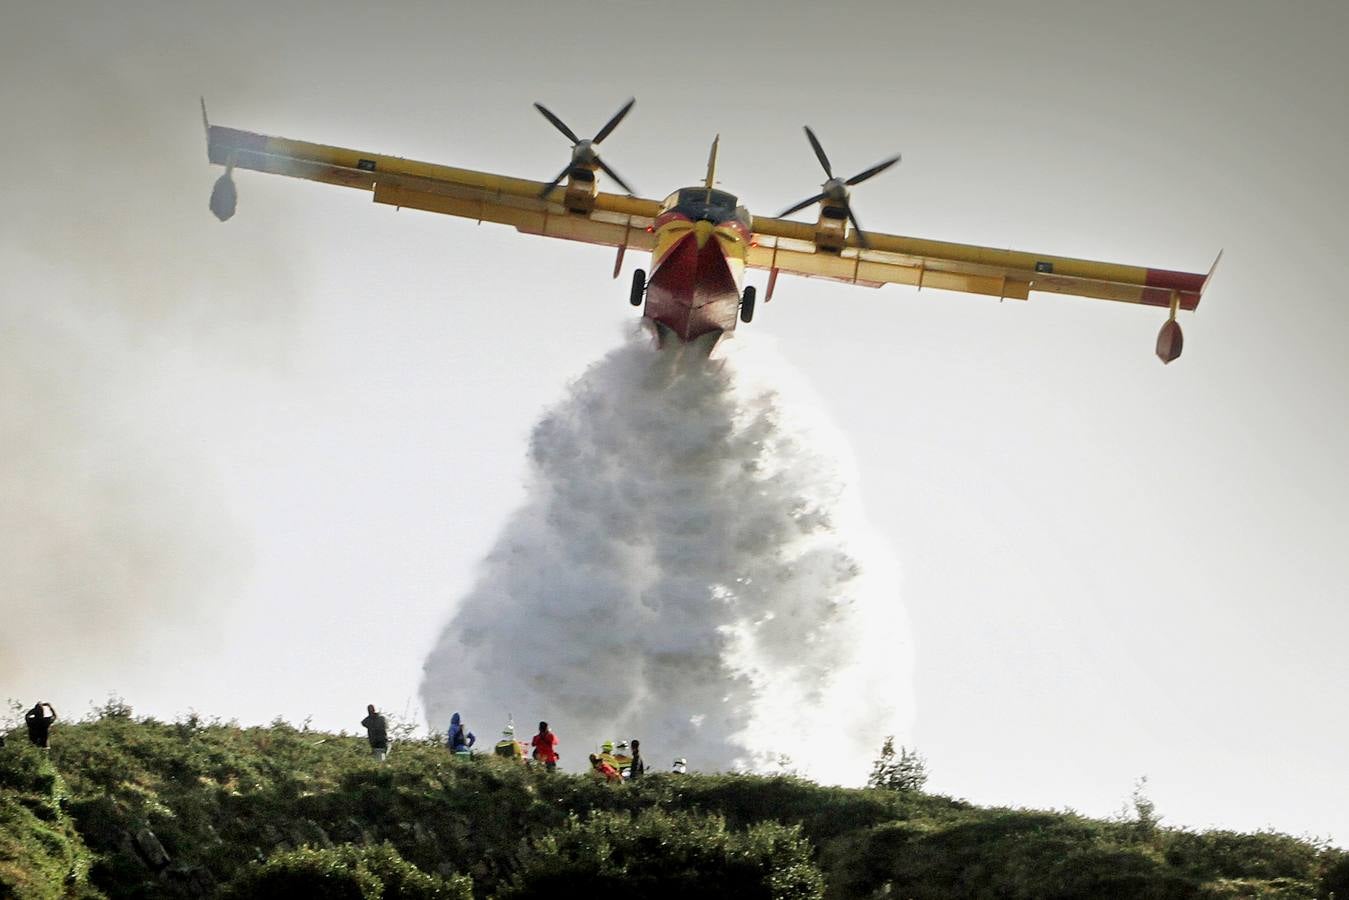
1144 267 1207 293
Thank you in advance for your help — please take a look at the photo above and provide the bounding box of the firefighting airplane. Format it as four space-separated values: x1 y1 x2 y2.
204 99 1217 363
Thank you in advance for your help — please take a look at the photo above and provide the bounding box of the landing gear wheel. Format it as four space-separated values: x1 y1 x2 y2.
739 285 756 323
630 268 646 306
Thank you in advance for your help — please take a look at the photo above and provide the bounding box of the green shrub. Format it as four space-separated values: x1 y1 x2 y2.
0 739 54 796
1048 847 1197 899
868 737 928 793
827 811 1199 900
622 772 963 845
1163 829 1322 882
1195 877 1319 898
220 843 470 900
0 743 96 899
1319 851 1349 897
500 808 823 900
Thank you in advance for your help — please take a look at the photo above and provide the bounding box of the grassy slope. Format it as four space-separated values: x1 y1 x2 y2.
1 711 1345 899
0 740 97 898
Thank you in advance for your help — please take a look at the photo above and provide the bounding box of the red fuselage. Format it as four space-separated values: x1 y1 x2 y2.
641 188 751 346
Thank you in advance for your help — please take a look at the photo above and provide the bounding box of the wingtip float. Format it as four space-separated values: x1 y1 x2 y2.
203 99 1215 363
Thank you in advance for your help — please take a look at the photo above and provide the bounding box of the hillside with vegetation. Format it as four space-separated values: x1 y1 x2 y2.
2 701 1346 899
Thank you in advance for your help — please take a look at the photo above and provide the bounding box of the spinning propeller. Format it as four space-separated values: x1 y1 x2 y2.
534 97 637 198
777 126 900 248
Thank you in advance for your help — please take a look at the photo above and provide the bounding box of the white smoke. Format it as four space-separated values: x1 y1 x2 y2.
421 331 913 781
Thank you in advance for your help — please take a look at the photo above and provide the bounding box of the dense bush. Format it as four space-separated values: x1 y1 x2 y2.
220 844 471 900
867 737 928 793
1162 829 1324 882
826 811 1201 900
0 740 96 899
1319 851 1349 896
616 772 966 844
500 808 824 900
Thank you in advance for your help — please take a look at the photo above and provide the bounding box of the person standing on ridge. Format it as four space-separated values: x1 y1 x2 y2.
447 712 476 755
361 704 389 762
494 721 525 761
531 721 559 772
25 702 57 750
628 738 646 779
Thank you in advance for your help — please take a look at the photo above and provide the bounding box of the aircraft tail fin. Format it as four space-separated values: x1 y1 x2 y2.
704 135 720 189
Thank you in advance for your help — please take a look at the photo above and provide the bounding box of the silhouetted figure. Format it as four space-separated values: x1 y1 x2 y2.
361 704 389 762
25 702 57 749
447 712 476 755
628 738 646 779
531 721 559 772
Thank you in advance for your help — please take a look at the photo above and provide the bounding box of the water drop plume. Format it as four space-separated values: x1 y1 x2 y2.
421 332 913 780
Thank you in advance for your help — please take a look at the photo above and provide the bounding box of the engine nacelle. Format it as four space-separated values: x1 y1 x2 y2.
563 167 599 215
814 204 849 253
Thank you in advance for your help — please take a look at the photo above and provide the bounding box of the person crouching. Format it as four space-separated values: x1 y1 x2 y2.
589 753 622 783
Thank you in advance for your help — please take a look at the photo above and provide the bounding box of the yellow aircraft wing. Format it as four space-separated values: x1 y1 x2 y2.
205 119 660 253
206 114 1213 313
205 105 1214 361
747 214 1218 313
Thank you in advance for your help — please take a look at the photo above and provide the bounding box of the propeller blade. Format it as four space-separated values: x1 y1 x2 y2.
595 156 636 195
776 192 830 218
592 97 636 144
534 102 580 144
846 154 901 186
804 126 834 179
537 162 573 199
847 207 871 249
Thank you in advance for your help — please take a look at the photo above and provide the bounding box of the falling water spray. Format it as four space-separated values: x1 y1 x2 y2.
421 333 912 781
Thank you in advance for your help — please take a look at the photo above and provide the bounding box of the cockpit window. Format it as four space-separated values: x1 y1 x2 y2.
661 187 746 225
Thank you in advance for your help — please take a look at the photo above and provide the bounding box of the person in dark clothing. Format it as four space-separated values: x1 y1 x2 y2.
25 702 57 749
628 738 646 779
361 704 389 762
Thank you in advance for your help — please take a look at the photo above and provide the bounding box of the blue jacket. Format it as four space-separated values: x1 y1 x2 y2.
447 712 476 751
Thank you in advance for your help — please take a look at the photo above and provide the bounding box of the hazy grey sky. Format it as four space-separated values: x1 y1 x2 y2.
3 0 1347 841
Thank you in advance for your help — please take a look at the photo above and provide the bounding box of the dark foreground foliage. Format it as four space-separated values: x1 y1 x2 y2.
499 808 823 899
219 844 471 900
1 709 1343 899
